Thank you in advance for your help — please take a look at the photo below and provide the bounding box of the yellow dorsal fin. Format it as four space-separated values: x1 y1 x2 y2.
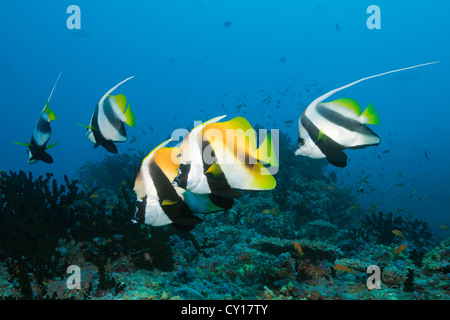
110 94 127 113
204 116 258 161
321 97 362 116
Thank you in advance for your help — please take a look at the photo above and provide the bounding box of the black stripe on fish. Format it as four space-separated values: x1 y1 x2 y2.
90 104 119 153
174 163 190 189
149 160 202 230
208 193 234 210
35 116 52 142
316 103 379 138
300 113 348 167
133 195 147 224
101 97 127 139
201 139 242 198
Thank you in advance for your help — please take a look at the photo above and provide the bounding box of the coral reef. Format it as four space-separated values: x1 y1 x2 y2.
0 134 448 300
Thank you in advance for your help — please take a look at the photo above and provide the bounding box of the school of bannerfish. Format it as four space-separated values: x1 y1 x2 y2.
14 61 439 230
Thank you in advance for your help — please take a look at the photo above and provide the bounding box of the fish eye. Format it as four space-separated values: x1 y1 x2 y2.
298 137 305 146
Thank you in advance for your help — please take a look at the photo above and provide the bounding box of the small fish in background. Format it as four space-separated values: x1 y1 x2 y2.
424 150 430 160
143 252 153 263
280 56 286 63
14 72 62 164
392 229 404 238
394 244 407 255
335 23 340 32
295 61 439 167
409 187 418 198
439 224 449 230
333 264 353 273
81 76 136 154
223 21 231 27
293 241 304 257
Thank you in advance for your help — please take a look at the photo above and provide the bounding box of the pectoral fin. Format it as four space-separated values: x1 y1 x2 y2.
162 199 178 206
46 142 59 150
13 141 31 147
78 123 98 131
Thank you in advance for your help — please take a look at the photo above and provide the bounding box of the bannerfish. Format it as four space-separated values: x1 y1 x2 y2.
133 139 234 231
295 61 439 167
14 72 62 164
174 115 278 197
83 76 136 154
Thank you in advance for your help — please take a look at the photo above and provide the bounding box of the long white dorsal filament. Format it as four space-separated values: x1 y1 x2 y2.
47 71 63 103
99 76 135 105
309 61 440 107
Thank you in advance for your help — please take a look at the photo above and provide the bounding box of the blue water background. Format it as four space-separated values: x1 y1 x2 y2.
0 0 449 236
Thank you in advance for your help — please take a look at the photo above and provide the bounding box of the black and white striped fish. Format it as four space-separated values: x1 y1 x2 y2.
174 115 277 197
295 61 439 167
84 76 135 153
133 139 233 231
14 72 62 164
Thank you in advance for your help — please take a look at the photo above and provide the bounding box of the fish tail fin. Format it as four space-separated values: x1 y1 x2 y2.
358 103 380 125
248 163 277 190
224 162 276 191
124 104 136 127
257 132 278 167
